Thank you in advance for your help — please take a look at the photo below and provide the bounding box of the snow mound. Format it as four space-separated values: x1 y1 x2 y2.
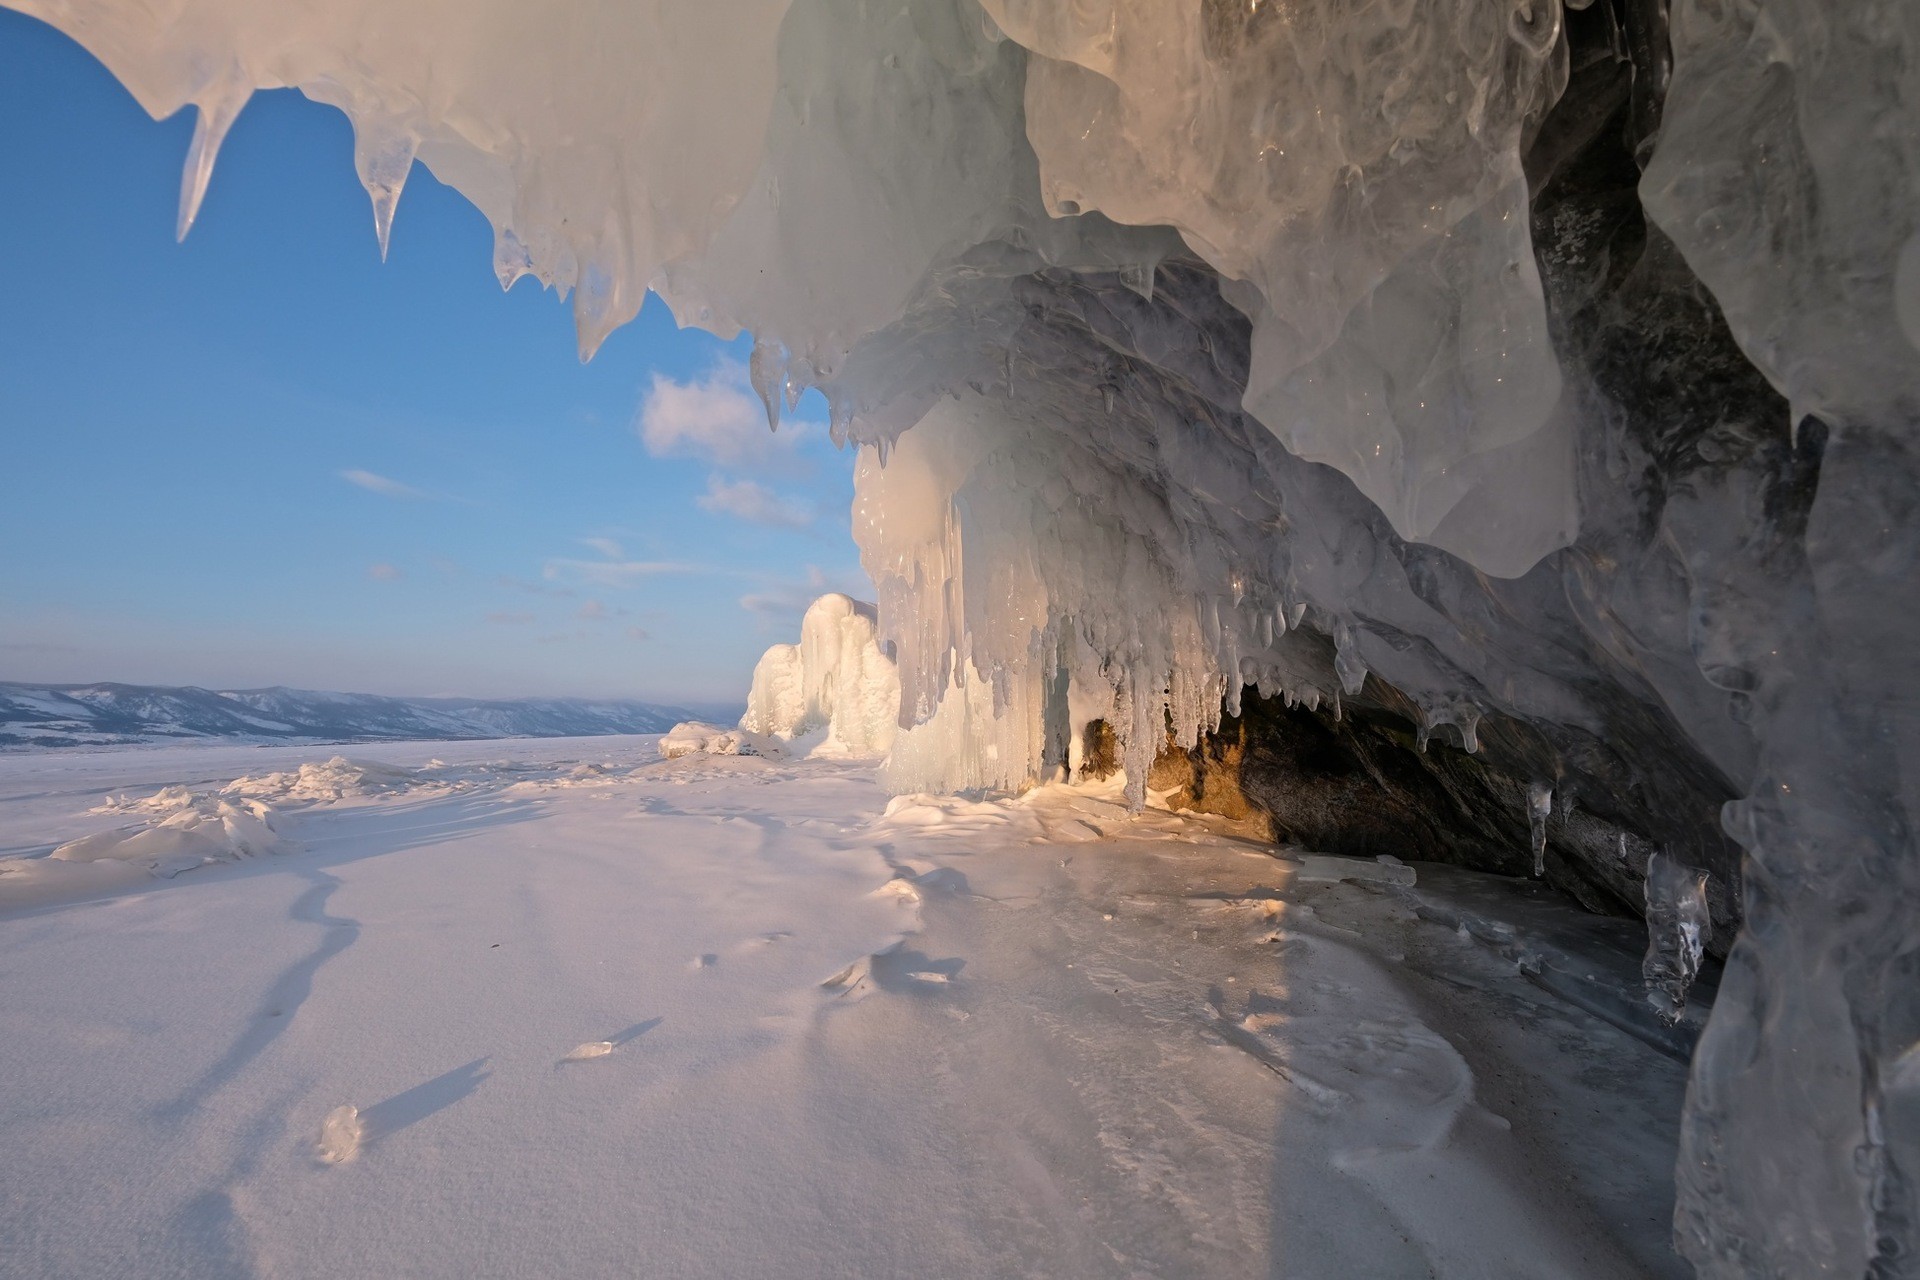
739 593 898 759
50 793 280 877
659 722 785 760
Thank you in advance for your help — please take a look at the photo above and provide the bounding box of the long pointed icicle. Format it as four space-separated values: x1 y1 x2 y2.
353 123 419 261
749 337 787 431
1527 781 1553 877
573 260 622 363
176 80 253 242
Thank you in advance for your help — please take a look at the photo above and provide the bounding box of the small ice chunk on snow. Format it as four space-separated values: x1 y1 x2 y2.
317 1105 362 1164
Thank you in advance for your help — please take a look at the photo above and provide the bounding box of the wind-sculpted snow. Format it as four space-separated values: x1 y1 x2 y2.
7 0 1919 1272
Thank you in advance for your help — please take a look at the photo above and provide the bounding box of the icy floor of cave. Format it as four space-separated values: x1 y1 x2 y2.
0 736 1689 1279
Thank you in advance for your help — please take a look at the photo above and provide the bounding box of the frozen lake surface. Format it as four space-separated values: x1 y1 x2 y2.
0 737 1689 1277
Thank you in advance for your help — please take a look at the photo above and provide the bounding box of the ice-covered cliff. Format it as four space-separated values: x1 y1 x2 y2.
8 0 1915 1271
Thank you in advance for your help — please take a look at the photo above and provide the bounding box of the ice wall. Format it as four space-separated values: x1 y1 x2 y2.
9 0 1917 1272
1640 4 1920 1270
986 0 1573 564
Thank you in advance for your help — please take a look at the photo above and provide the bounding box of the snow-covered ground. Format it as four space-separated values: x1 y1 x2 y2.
0 737 1688 1278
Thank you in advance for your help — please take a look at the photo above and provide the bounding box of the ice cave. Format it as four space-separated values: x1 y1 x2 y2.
7 0 1916 1273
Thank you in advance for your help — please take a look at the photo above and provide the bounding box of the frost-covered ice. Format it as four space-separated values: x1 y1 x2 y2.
0 738 1690 1278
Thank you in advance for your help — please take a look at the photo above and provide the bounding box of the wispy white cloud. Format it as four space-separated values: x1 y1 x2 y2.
541 530 714 592
542 558 704 590
697 475 814 529
636 360 817 469
486 610 536 625
340 469 430 500
577 599 627 621
367 562 404 582
626 626 653 642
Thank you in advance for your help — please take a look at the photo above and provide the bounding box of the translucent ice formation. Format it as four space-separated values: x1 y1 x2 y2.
739 593 899 758
1527 781 1553 878
10 0 1920 1272
988 0 1573 560
1641 853 1711 1026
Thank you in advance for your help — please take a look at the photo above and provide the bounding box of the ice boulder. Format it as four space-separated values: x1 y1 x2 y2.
739 594 898 759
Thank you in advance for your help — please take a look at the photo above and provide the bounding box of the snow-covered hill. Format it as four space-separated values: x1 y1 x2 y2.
0 681 715 748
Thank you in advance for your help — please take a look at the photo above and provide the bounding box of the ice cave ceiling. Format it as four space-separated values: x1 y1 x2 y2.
6 0 1917 1273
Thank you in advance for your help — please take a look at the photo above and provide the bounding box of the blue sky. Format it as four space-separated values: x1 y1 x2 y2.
0 9 867 705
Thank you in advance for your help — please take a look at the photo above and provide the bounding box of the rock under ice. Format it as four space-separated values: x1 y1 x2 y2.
8 0 1917 1273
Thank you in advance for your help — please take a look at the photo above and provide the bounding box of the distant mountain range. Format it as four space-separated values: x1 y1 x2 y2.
0 682 724 748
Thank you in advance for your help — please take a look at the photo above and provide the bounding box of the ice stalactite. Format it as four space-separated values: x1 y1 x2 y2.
1527 781 1554 878
1642 852 1711 1026
174 75 249 242
8 0 1919 1271
351 121 418 262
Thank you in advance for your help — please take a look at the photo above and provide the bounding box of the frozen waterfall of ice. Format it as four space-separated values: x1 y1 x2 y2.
9 0 1919 1273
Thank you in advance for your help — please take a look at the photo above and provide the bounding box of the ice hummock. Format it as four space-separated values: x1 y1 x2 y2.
659 722 785 760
